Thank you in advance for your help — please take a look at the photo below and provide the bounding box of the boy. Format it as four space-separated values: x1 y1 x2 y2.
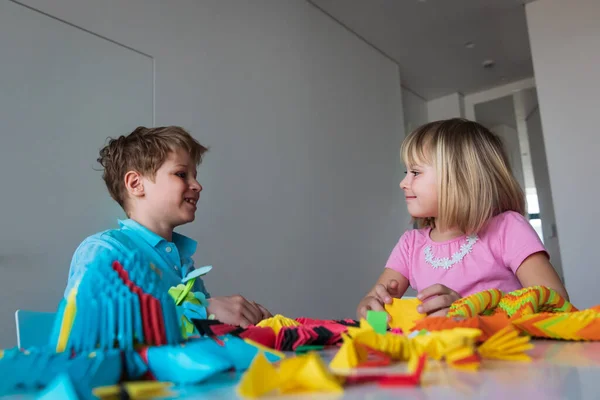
65 126 271 327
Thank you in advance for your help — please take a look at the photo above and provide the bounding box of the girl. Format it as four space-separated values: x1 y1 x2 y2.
357 118 568 319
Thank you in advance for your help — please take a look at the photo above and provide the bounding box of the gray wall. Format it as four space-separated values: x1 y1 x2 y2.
0 0 409 347
526 0 600 307
489 124 526 192
402 88 428 133
526 105 563 280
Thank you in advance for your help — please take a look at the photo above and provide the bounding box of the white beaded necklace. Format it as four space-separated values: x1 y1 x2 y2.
424 235 479 270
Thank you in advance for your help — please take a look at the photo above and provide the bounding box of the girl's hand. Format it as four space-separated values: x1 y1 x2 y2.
417 284 461 316
357 279 404 319
356 295 385 320
373 279 404 304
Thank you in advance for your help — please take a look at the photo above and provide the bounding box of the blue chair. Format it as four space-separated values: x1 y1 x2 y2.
15 310 56 349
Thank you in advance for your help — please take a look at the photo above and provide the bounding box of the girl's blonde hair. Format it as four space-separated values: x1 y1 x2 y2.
401 118 525 234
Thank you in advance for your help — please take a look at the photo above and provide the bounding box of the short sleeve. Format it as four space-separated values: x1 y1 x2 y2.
498 211 548 273
384 231 412 281
64 235 125 297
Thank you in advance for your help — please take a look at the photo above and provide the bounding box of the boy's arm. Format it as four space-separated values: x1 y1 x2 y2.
65 236 124 297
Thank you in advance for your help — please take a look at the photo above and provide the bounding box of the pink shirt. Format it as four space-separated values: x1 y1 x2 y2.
385 211 547 296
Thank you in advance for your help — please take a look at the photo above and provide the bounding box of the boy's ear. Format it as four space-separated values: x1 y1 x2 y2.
124 170 144 197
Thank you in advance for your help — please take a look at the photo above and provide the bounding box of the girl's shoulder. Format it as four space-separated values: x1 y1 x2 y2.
484 211 529 231
398 226 431 247
480 210 530 239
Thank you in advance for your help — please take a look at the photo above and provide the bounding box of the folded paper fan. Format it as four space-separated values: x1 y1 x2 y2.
256 315 300 335
511 309 600 341
478 325 533 361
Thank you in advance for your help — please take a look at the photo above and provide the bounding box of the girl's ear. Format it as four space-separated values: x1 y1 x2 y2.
124 170 144 197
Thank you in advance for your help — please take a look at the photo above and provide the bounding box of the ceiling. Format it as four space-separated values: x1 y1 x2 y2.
309 0 536 100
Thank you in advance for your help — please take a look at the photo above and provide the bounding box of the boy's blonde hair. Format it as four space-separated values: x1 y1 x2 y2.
98 126 208 211
401 118 525 234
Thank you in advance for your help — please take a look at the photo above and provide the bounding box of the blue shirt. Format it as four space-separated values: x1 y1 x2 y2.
65 219 209 298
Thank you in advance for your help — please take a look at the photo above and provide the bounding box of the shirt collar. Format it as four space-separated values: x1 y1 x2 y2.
118 219 198 258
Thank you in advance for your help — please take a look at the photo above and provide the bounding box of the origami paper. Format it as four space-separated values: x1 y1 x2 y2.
511 309 600 341
93 382 175 400
477 325 533 361
344 354 427 387
447 286 577 319
0 348 121 397
448 289 503 318
256 314 300 334
366 310 388 334
238 351 343 398
145 335 284 385
412 313 511 342
330 320 482 371
168 280 209 338
50 254 182 354
497 286 576 317
384 297 426 332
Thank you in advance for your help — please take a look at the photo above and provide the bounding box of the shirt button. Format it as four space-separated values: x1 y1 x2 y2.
165 246 172 253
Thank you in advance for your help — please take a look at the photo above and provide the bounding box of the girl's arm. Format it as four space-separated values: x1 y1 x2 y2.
516 252 569 300
357 268 410 319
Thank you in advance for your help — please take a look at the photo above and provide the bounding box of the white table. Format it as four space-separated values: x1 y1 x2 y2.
173 340 600 399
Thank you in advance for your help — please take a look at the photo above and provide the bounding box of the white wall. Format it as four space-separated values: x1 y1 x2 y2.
0 0 408 347
490 124 526 192
526 0 600 307
402 87 428 133
526 105 563 281
427 92 465 121
0 0 153 347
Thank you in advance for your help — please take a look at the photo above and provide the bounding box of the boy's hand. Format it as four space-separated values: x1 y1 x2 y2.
253 302 273 320
356 279 403 319
417 284 461 316
207 295 264 327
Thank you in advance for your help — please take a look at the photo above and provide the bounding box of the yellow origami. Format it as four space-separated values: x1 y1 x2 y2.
385 297 426 332
238 352 280 398
477 325 533 361
331 320 483 371
256 314 300 335
329 333 369 370
238 352 343 398
94 382 175 399
511 308 600 341
56 288 78 352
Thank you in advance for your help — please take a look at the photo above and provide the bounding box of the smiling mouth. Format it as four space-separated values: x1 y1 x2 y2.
184 198 198 206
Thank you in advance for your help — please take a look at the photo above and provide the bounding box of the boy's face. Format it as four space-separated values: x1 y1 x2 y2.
139 148 202 230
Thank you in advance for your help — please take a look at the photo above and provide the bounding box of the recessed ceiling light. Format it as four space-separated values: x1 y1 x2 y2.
464 41 475 49
482 59 496 69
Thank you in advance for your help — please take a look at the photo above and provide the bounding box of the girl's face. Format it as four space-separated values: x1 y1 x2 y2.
400 161 438 219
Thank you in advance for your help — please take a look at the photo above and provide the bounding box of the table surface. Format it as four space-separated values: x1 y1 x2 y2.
4 340 600 399
171 339 600 400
